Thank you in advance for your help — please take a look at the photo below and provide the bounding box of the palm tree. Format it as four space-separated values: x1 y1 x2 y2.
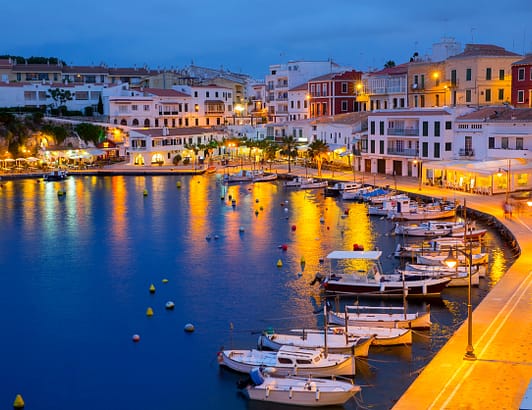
308 139 329 177
262 140 278 172
280 136 297 173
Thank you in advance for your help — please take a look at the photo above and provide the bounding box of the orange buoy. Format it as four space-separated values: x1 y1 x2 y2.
132 334 141 342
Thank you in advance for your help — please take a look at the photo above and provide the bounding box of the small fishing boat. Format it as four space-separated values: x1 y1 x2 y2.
44 169 68 181
397 268 480 287
405 262 487 278
218 345 356 377
238 367 360 407
326 182 362 197
394 220 468 237
368 196 417 216
388 202 456 221
316 250 451 298
205 165 217 174
300 178 328 189
284 176 315 188
253 172 277 182
224 170 263 183
416 252 489 267
257 328 375 356
327 304 431 330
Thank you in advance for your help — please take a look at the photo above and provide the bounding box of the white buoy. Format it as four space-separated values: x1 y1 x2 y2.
165 301 175 310
184 323 195 332
132 334 141 342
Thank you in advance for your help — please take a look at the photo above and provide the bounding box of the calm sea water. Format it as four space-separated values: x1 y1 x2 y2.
0 175 513 410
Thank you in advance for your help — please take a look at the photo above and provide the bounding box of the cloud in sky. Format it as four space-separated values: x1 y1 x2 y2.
1 0 531 78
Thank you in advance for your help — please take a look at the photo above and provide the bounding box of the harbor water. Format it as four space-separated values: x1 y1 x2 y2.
0 175 514 409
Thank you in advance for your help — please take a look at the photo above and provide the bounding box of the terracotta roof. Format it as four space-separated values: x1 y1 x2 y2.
314 111 369 124
133 127 226 137
308 70 361 82
143 88 190 97
108 67 153 76
513 54 532 66
289 82 308 92
457 106 532 121
448 44 521 59
0 59 13 69
368 63 409 76
62 65 108 74
12 64 62 72
370 109 451 117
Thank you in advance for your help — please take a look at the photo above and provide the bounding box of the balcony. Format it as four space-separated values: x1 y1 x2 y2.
487 147 529 159
387 148 419 157
459 149 475 157
387 128 420 136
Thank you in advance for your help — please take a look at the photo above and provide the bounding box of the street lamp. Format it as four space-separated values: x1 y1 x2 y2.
497 159 511 204
444 199 476 361
414 159 422 191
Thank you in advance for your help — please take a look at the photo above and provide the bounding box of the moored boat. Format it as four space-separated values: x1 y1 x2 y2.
284 176 314 188
388 202 456 221
397 268 480 287
416 252 489 267
327 304 431 330
44 169 68 181
300 178 328 189
257 328 375 356
253 172 277 182
218 345 356 377
326 182 363 197
239 367 360 407
317 250 452 298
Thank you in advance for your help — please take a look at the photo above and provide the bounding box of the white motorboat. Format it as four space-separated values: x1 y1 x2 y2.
416 252 489 267
397 267 480 287
327 305 431 330
368 196 416 216
394 238 483 258
394 220 467 237
388 203 456 221
44 169 68 181
223 169 261 183
218 345 356 377
257 329 375 356
253 172 277 182
405 262 487 278
300 179 328 189
284 176 315 188
239 367 360 407
326 182 362 197
316 250 451 298
288 325 412 346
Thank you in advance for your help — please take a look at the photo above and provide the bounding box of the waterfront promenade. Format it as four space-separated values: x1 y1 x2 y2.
3 163 531 408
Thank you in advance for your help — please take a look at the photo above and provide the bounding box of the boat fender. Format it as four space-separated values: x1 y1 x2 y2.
266 385 271 398
288 386 292 399
250 367 265 386
315 388 320 401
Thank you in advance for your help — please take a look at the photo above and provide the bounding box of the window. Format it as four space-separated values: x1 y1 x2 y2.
466 89 472 103
501 137 509 149
370 140 375 153
435 94 440 106
517 90 525 103
434 121 441 137
370 121 375 135
414 75 419 86
445 121 452 130
414 95 418 107
75 91 88 100
420 95 425 107
144 105 150 111
131 105 138 111
445 142 452 151
485 89 491 102
341 100 348 111
488 137 495 149
24 91 36 100
498 89 504 101
486 68 492 80
38 91 47 100
341 82 348 93
499 69 505 80
422 121 428 136
517 137 524 150
379 140 384 154
451 70 457 86
466 68 472 81
379 121 384 135
518 68 525 81
422 142 428 157
434 142 440 158
420 74 425 89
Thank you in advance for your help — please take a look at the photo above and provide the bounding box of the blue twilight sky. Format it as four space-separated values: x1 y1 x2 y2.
1 0 531 79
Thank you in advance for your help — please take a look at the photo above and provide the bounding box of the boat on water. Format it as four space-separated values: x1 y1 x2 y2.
218 345 356 377
257 328 375 356
326 304 431 330
405 262 486 278
342 187 389 201
416 251 489 267
316 250 451 298
388 202 456 221
397 267 480 287
253 172 277 182
300 178 328 189
394 237 483 258
394 220 487 239
284 176 315 188
44 169 68 181
238 367 360 407
205 165 217 174
224 169 263 183
325 182 363 197
368 196 417 216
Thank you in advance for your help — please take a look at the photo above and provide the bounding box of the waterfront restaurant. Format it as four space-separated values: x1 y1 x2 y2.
421 158 532 195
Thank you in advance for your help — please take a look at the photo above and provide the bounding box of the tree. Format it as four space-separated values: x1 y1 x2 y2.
47 88 73 115
97 94 104 115
384 60 396 69
308 139 329 177
75 123 104 144
280 136 297 173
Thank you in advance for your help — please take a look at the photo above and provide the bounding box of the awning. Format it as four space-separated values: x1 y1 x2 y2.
85 149 105 156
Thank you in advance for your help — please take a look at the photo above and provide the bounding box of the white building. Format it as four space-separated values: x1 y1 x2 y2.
266 60 351 123
127 126 228 166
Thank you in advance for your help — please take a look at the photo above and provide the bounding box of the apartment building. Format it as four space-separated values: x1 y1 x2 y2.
408 61 447 108
288 82 309 121
445 44 521 107
362 64 408 111
265 60 350 123
512 55 532 107
307 70 363 118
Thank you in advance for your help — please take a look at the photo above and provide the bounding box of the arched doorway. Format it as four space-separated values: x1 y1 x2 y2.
134 154 145 165
151 153 164 165
120 119 127 126
144 119 150 127
132 119 139 126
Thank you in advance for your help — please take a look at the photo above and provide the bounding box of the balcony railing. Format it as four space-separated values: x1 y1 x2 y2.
387 128 420 136
387 148 419 157
459 149 475 157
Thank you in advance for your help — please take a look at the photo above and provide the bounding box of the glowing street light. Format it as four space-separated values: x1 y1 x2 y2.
444 199 476 361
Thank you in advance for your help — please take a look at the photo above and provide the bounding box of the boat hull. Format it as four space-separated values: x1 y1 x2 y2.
246 376 359 407
327 310 431 330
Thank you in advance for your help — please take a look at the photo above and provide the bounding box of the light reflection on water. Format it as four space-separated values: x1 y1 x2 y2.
0 175 516 410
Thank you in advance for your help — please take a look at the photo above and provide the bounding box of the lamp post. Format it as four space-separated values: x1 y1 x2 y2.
414 159 422 191
497 159 511 203
445 199 476 361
